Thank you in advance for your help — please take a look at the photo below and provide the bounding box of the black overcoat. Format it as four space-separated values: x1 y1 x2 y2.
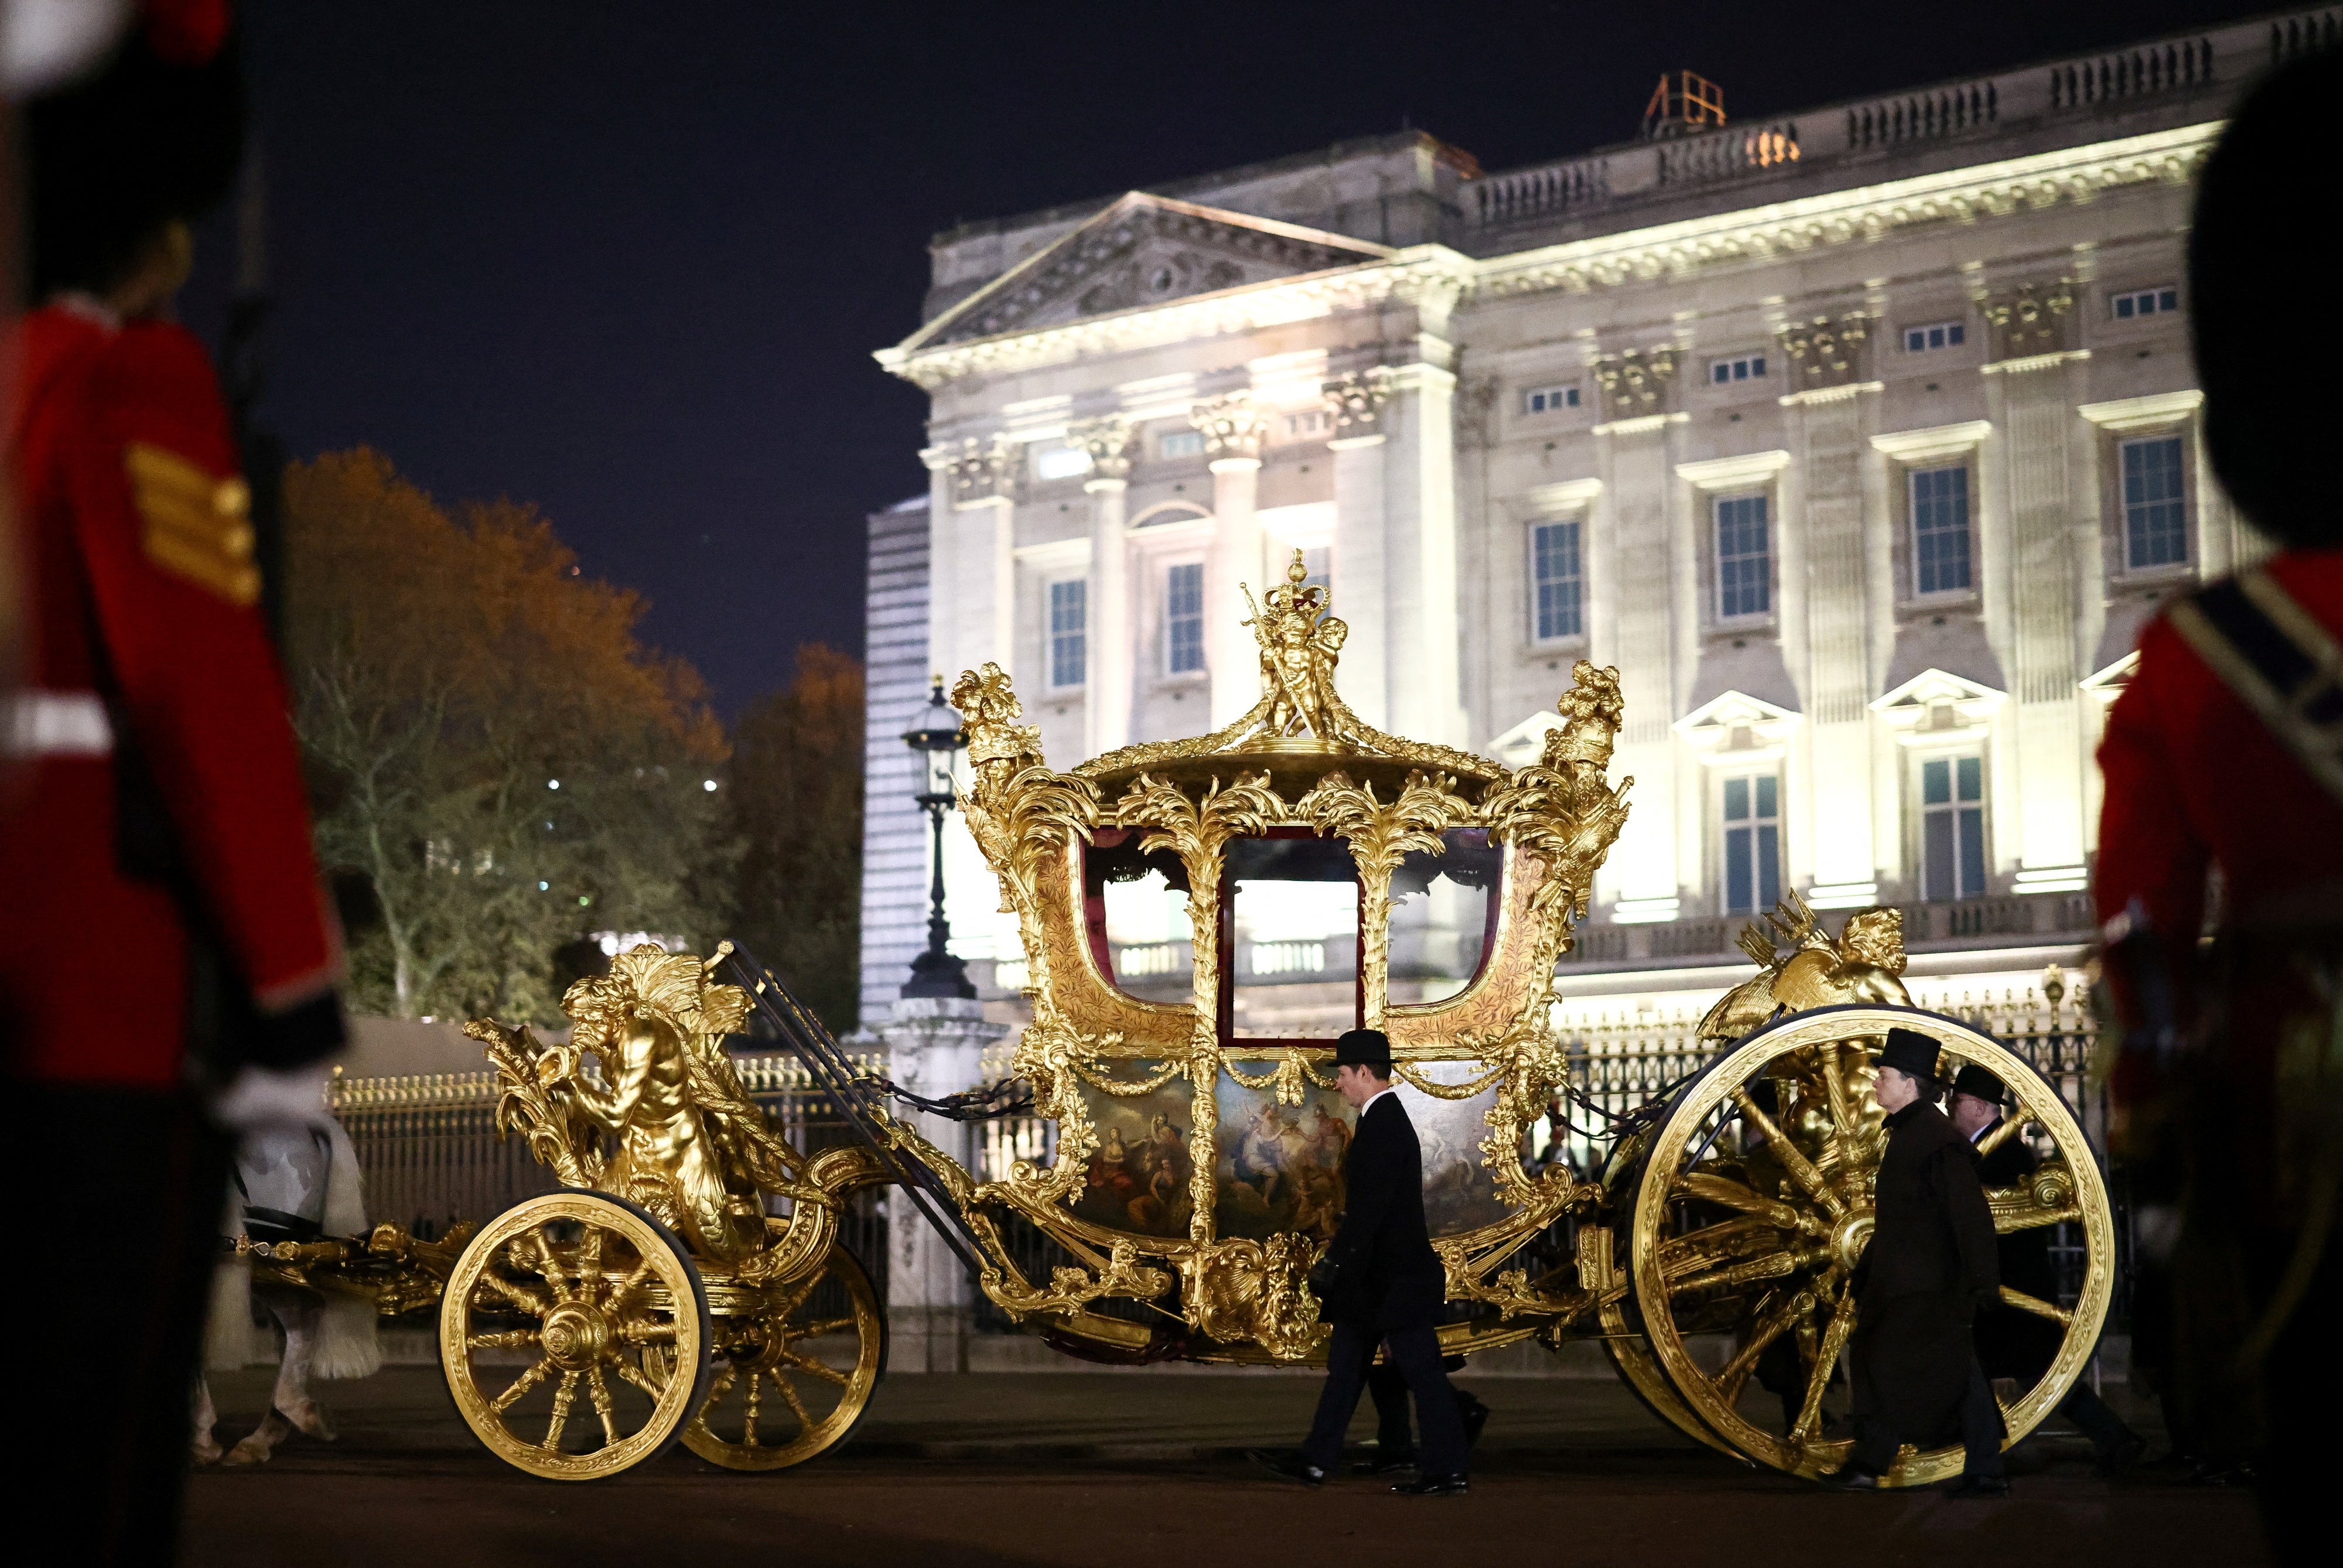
1971 1119 2066 1382
1849 1100 2002 1447
1321 1091 1445 1331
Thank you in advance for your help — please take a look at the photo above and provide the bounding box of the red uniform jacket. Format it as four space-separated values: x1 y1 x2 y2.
2095 548 2343 945
2 303 340 1087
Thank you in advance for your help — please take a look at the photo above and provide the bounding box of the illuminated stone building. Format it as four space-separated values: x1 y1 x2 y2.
859 11 2335 1029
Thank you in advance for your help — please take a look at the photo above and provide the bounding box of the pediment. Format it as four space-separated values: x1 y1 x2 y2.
903 193 1392 351
2079 651 2139 703
1487 709 1567 770
1869 666 2007 713
1674 689 1802 740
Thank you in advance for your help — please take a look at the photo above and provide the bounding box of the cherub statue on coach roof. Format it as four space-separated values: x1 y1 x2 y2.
1243 549 1350 743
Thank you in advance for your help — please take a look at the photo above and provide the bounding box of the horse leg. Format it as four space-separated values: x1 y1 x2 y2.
267 1289 336 1440
191 1375 224 1465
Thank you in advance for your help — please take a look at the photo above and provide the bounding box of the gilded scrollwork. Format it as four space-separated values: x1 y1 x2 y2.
1179 1234 1325 1359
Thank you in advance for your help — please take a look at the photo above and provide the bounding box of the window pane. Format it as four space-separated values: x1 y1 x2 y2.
1532 520 1583 641
2158 288 2178 312
2122 436 2188 569
1229 836 1359 1040
1956 755 1981 802
1716 495 1770 618
1757 825 1780 911
1906 329 1924 352
1713 363 1730 384
1167 562 1205 673
2115 295 2134 319
1755 774 1777 818
1958 807 1987 897
1922 757 1950 805
1723 776 1749 821
1947 322 1964 345
1049 579 1087 689
1912 466 1972 595
1924 809 1955 901
1726 825 1752 914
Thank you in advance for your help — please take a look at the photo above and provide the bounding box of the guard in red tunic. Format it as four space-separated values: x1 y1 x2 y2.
2 8 344 1559
2095 51 2343 1559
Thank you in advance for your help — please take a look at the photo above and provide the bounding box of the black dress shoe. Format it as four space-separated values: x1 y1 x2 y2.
1458 1391 1491 1450
1248 1449 1326 1487
1354 1451 1418 1475
1945 1474 2011 1500
1391 1473 1469 1497
1819 1465 1881 1492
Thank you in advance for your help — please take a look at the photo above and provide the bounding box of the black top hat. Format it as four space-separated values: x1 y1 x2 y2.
1949 1063 2010 1107
1334 1029 1393 1072
1877 1027 1942 1085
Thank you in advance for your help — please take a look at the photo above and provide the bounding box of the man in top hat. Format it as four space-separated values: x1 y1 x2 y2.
1826 1027 2006 1495
1948 1065 2143 1471
1252 1028 1470 1496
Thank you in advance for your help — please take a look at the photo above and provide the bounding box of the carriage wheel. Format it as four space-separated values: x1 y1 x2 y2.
1623 1006 2114 1485
664 1246 887 1472
439 1190 712 1481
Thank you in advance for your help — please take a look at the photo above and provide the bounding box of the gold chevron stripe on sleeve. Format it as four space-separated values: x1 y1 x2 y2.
124 441 261 605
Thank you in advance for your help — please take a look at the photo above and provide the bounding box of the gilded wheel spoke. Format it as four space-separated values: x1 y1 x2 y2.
1667 1243 1828 1299
769 1370 816 1427
586 1365 620 1449
789 1316 859 1339
479 1270 552 1316
1791 1288 1857 1444
577 1226 607 1306
619 1319 678 1345
1818 1048 1857 1137
613 1355 665 1400
1662 1214 1794 1277
744 1372 762 1447
608 1258 656 1309
530 1227 575 1304
544 1369 579 1451
491 1358 554 1415
1716 1287 1813 1405
1728 1089 1845 1218
1993 1204 2081 1234
1999 1286 2074 1326
1672 1172 1817 1234
1976 1116 2030 1162
774 1350 851 1388
466 1329 541 1351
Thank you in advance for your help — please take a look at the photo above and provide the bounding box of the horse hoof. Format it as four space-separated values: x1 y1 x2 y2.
191 1439 224 1465
222 1439 272 1467
281 1403 336 1441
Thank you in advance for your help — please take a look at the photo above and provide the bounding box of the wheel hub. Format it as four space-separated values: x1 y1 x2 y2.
1829 1208 1874 1275
540 1303 612 1369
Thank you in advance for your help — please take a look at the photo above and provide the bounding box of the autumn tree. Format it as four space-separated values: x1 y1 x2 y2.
283 449 728 1023
725 644 864 1032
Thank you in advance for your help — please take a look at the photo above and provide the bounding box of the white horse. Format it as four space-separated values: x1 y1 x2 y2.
192 1118 380 1465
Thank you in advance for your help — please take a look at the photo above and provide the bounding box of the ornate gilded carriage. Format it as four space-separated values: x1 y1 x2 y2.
435 552 2115 1487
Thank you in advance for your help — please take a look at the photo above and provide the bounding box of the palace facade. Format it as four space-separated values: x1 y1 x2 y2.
858 10 2338 1028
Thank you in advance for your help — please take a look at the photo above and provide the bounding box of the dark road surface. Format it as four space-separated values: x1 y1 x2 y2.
183 1367 2269 1568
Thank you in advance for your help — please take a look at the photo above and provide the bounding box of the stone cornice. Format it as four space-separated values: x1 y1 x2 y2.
2076 388 2202 431
1473 123 2216 303
877 248 1476 391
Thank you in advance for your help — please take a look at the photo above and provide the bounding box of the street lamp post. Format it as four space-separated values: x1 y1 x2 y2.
900 676 976 1000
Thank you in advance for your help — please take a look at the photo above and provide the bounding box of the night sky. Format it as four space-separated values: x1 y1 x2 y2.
183 0 2275 715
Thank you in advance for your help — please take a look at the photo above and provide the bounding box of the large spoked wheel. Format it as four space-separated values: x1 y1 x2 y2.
664 1246 887 1472
440 1190 713 1481
1624 1006 2113 1485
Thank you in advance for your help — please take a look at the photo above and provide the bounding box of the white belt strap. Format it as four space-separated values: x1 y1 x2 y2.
3 691 114 759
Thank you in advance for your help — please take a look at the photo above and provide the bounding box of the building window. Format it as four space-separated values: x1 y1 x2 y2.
1283 410 1329 438
1722 773 1781 916
1911 465 1972 595
1166 562 1205 674
1159 429 1206 459
1032 445 1089 481
1714 494 1771 619
1047 579 1087 689
1710 354 1767 384
1920 754 1986 900
1903 320 1966 353
2120 435 2189 569
1531 519 1584 641
2111 286 2180 320
1300 546 1330 594
1523 384 1580 414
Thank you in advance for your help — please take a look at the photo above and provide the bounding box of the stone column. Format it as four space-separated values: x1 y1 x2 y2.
878 995 1008 1373
1072 417 1135 755
1379 363 1466 747
1980 280 2089 887
919 445 959 682
947 436 1019 674
1777 313 1881 906
1591 349 1683 918
1323 368 1391 728
1193 392 1268 727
